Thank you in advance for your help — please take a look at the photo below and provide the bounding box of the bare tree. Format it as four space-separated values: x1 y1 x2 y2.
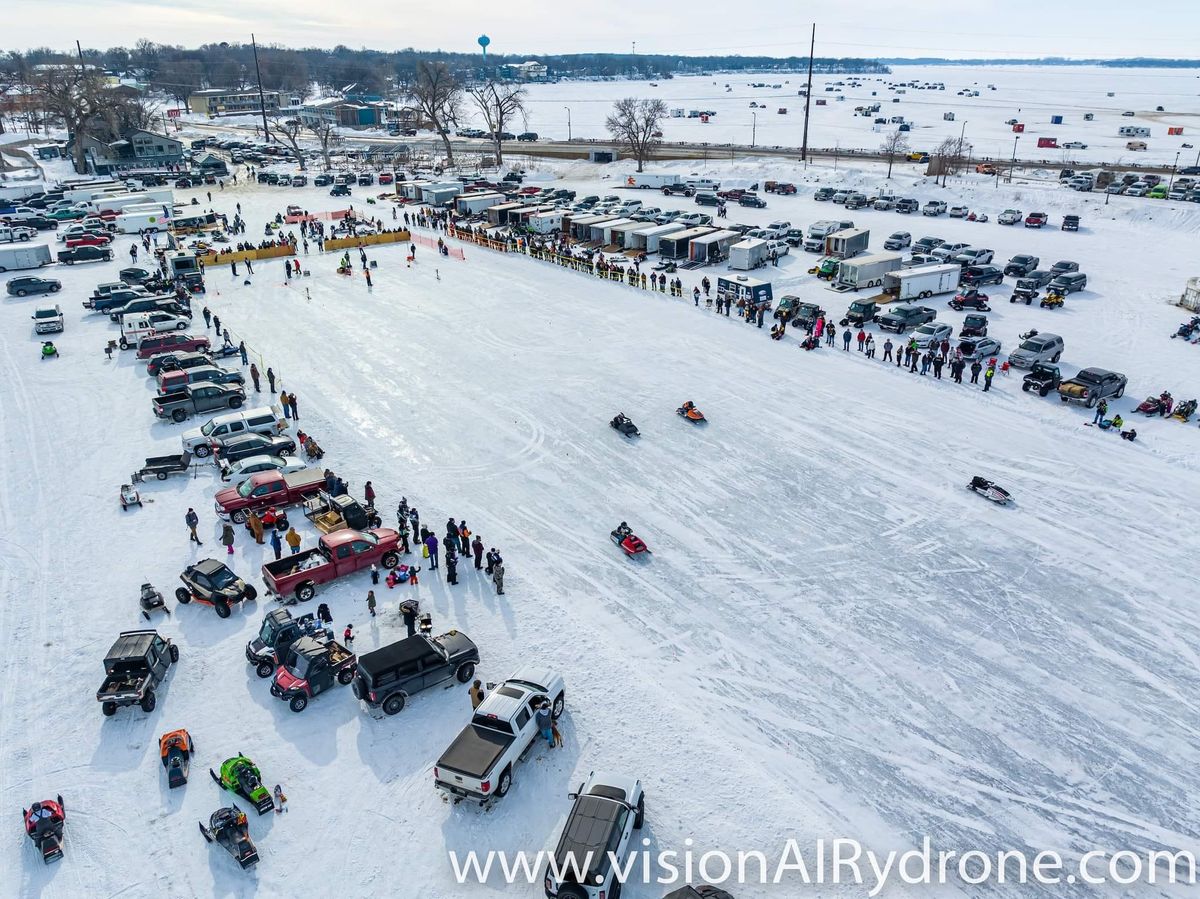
934 135 972 186
266 113 307 170
879 130 909 179
35 67 113 172
604 97 667 172
467 80 525 167
409 60 462 166
305 118 341 170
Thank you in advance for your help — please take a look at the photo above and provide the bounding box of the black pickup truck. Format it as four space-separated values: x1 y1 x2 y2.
96 630 178 716
351 631 479 717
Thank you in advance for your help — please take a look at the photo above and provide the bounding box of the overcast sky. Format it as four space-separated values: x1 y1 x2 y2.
7 0 1200 60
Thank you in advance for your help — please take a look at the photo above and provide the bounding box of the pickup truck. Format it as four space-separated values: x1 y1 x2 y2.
246 608 329 678
215 468 327 524
270 636 356 712
434 667 566 805
260 527 401 601
1058 368 1127 407
96 629 178 716
877 304 936 333
352 631 479 717
153 383 246 423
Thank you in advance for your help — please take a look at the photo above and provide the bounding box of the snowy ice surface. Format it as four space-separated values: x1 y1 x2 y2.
3 81 1200 898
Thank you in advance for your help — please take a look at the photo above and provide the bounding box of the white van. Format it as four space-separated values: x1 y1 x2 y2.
181 405 288 457
119 311 190 349
684 178 720 192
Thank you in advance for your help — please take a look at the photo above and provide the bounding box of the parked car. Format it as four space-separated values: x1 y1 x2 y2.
313 174 333 187
516 132 538 141
330 185 351 197
1008 333 1064 368
1004 254 1040 277
0 224 37 243
883 231 911 250
912 321 953 349
6 276 61 297
542 772 645 899
219 454 306 486
922 201 947 216
1024 212 1049 228
96 629 177 716
135 332 209 360
1062 141 1088 149
911 236 945 254
953 248 995 266
57 245 113 264
1125 182 1150 197
212 431 298 464
896 198 920 214
813 187 835 201
948 205 969 218
877 304 936 333
351 631 480 717
957 335 1002 361
1049 271 1087 294
157 364 246 394
1025 270 1055 289
931 242 970 262
1050 260 1079 276
1022 363 1063 397
844 193 869 210
739 193 767 208
997 209 1023 225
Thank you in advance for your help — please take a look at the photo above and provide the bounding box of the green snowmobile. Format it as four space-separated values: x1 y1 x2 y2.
210 755 275 815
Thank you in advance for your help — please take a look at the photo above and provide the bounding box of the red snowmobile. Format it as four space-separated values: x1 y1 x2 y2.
1134 392 1173 416
611 522 650 557
23 795 66 864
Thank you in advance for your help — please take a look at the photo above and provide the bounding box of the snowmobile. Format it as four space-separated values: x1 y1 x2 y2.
611 522 650 557
119 483 143 511
1169 398 1197 422
1134 392 1173 416
610 413 640 438
23 796 65 864
676 401 706 423
199 805 259 869
139 582 170 621
211 755 276 815
1170 316 1200 339
1019 328 1039 341
40 341 59 360
160 729 192 789
966 476 1012 505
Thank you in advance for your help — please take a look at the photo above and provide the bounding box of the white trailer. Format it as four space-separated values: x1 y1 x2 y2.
884 263 962 300
608 220 648 248
455 191 505 215
61 180 122 203
831 251 902 291
688 229 739 265
115 207 173 234
527 211 563 235
659 226 714 259
599 218 635 245
623 172 685 189
728 237 769 271
825 228 870 260
90 188 174 212
0 244 53 272
628 222 685 253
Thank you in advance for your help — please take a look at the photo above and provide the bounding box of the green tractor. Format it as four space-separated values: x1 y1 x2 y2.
210 755 275 815
808 257 839 281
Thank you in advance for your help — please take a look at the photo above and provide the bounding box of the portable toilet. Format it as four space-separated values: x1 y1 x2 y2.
1050 115 1064 125
943 111 955 121
1012 123 1025 133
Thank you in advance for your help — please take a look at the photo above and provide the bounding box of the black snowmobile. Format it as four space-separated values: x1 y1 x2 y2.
199 805 259 869
966 476 1012 505
610 413 640 438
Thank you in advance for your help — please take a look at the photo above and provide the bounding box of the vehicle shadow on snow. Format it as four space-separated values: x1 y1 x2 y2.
240 663 356 767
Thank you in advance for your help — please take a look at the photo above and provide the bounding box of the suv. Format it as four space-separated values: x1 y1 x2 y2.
1049 271 1087 294
6 276 61 297
883 231 911 250
1008 333 1064 368
351 632 480 716
961 265 1004 287
543 772 645 899
517 132 539 141
813 187 835 201
694 191 721 207
135 332 210 360
96 629 178 716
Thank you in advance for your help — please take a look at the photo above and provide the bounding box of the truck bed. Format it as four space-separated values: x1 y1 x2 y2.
97 673 146 699
437 724 514 780
263 549 325 580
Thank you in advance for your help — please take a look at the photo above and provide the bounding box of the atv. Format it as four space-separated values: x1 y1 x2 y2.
1010 280 1040 305
177 559 257 619
1134 392 1173 416
967 476 1012 505
676 402 706 423
211 755 276 815
23 796 66 864
809 257 838 280
1021 363 1061 397
1040 293 1065 309
610 413 640 438
199 805 259 869
611 522 650 557
959 313 988 338
160 729 193 789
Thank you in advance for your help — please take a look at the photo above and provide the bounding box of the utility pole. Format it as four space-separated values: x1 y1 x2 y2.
564 106 572 141
800 24 815 163
76 40 85 69
751 111 757 149
251 34 270 142
1168 150 1180 191
1008 134 1020 183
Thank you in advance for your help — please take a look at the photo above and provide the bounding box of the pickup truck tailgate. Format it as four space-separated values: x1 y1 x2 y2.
437 724 512 784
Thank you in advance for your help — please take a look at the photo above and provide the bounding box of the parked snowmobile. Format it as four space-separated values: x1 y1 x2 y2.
1169 398 1197 422
610 413 640 438
676 401 706 423
611 522 650 557
966 476 1012 505
23 796 65 864
1170 316 1200 339
199 805 259 869
1134 392 1173 416
40 341 59 360
211 755 276 815
139 582 170 621
160 729 192 789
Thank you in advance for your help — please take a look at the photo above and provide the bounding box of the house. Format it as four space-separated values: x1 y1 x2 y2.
76 129 183 175
187 88 282 117
502 61 549 81
299 98 385 129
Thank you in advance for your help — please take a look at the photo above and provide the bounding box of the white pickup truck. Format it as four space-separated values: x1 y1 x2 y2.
433 667 565 805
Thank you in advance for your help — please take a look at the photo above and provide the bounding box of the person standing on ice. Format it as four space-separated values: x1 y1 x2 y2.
202 307 212 329
472 536 484 569
424 533 439 569
492 559 505 595
238 341 248 365
856 329 866 351
269 528 283 560
249 364 261 392
970 360 982 384
266 368 276 393
842 329 852 351
408 507 420 539
1093 398 1108 425
882 338 893 362
458 522 471 555
535 701 553 748
186 508 202 545
221 523 236 555
130 244 138 262
446 553 458 585
693 286 701 306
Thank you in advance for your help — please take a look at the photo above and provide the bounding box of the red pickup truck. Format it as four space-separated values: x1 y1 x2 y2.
214 469 327 523
261 529 402 601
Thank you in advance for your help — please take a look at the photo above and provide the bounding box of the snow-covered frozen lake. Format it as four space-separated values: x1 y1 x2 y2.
3 102 1200 896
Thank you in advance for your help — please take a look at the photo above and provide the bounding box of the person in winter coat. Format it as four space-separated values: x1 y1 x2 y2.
424 533 439 569
317 603 333 626
1093 398 1108 425
939 338 951 358
492 560 505 596
269 528 283 560
266 368 276 393
951 359 965 383
882 338 894 362
285 527 302 553
472 536 484 569
484 549 497 575
279 391 291 420
534 701 553 748
288 393 298 420
920 351 932 376
408 507 420 537
864 335 876 359
186 508 202 545
983 364 995 392
364 481 376 507
343 624 354 644
970 360 983 384
445 518 458 544
458 522 471 555
247 511 264 544
401 601 417 637
932 355 944 380
202 307 212 329
221 523 236 555
239 341 248 365
856 329 866 351
693 286 701 306
249 364 261 392
469 680 485 709
825 326 836 348
366 590 377 617
323 469 336 494
446 553 458 585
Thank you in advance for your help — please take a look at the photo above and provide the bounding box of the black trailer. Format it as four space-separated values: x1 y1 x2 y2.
133 451 193 482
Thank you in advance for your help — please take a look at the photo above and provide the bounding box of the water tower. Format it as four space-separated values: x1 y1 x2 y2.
478 35 490 59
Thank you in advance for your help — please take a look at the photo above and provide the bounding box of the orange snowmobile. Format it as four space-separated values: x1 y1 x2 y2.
676 401 706 423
